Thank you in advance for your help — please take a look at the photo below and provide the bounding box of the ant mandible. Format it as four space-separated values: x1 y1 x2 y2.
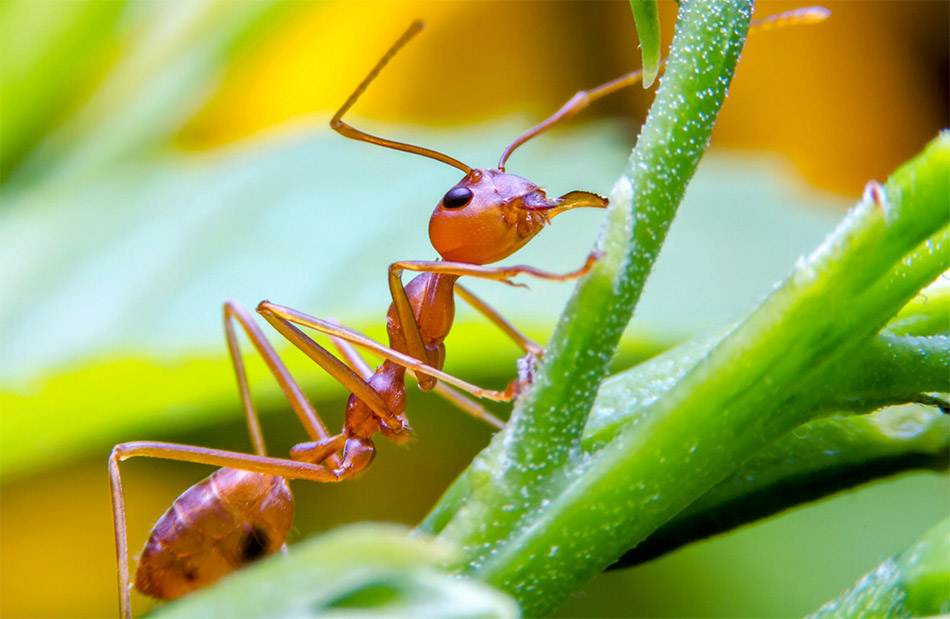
109 8 829 618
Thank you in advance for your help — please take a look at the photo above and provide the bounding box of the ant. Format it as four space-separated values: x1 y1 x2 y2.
109 8 829 618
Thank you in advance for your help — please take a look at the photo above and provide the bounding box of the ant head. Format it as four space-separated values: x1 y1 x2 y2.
428 169 547 264
332 22 607 265
429 169 605 265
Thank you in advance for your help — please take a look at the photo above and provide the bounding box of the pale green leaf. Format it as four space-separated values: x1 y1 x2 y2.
156 524 519 618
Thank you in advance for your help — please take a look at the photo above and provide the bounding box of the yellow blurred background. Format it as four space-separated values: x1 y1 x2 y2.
1 1 947 618
181 0 948 194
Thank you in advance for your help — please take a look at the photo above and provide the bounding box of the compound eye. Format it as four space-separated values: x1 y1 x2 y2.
442 186 473 209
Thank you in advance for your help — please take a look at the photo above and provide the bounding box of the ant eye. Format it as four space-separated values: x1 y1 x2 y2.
442 186 473 209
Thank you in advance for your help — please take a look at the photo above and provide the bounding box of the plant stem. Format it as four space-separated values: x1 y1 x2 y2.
430 0 754 614
425 131 948 617
478 135 945 615
615 405 950 567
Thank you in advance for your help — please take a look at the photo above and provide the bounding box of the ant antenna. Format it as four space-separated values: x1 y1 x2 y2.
497 6 831 171
498 69 645 171
331 21 473 174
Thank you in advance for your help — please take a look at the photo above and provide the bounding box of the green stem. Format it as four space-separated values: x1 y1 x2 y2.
431 0 754 614
586 328 950 449
614 406 950 567
885 287 950 336
829 333 949 412
510 136 949 587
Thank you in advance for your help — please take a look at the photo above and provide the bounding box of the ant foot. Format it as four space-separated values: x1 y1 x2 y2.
584 250 605 269
504 348 544 399
564 251 604 280
502 278 530 289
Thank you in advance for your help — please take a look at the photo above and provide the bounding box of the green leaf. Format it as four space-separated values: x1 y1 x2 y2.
155 524 519 618
628 1 661 87
3 0 290 189
809 518 950 618
0 0 126 180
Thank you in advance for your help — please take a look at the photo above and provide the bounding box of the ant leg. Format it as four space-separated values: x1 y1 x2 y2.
252 306 407 426
390 252 599 291
112 442 347 482
499 71 649 169
325 324 374 380
388 250 599 364
328 328 504 430
454 283 543 357
223 300 341 468
257 301 515 403
109 442 349 618
110 452 133 619
386 254 597 391
386 255 596 392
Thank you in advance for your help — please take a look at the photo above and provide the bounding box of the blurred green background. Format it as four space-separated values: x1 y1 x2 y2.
0 1 947 617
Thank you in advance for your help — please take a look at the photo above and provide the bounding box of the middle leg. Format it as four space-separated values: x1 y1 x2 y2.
327 324 504 429
257 301 516 403
223 300 340 466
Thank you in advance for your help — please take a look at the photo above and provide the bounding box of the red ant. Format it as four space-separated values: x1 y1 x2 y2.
109 8 829 618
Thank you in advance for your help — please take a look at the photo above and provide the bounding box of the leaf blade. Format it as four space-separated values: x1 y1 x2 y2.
628 0 661 87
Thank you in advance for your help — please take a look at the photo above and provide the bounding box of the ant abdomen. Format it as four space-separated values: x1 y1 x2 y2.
134 468 293 600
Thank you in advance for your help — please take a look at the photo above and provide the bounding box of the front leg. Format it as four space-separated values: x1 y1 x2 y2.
389 251 600 289
257 301 515 402
388 252 599 396
387 264 440 390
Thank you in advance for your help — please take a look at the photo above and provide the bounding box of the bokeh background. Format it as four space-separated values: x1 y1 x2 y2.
1 1 947 617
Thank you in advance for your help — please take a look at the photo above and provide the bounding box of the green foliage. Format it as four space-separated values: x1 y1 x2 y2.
0 0 125 179
2 0 947 616
1 0 288 189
